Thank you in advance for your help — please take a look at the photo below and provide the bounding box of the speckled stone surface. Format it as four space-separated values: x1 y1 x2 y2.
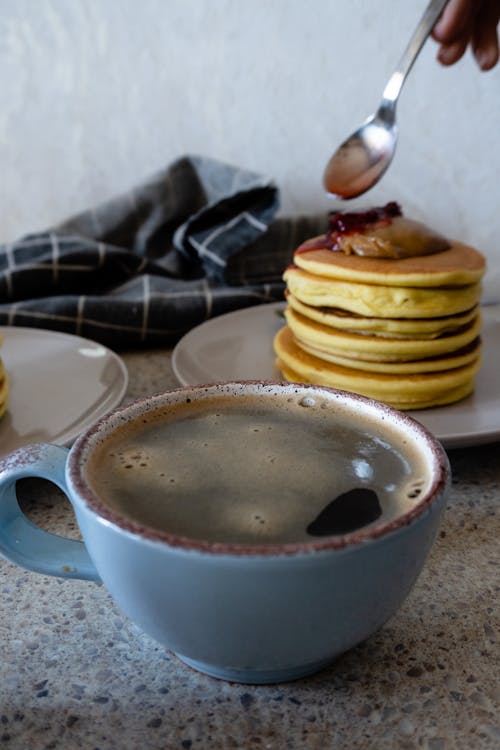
1 349 499 750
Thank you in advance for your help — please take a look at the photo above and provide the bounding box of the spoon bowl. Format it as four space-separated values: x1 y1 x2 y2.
323 110 397 200
323 0 449 199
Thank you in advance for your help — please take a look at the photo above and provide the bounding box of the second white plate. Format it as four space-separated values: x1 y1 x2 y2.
172 302 500 449
0 326 128 456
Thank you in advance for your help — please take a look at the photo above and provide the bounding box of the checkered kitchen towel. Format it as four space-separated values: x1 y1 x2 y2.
0 155 327 349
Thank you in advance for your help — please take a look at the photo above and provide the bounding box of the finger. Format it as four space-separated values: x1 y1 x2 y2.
437 36 470 65
433 0 479 43
472 0 500 69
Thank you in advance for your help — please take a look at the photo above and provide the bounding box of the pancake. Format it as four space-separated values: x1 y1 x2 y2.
277 358 476 411
274 326 481 410
284 265 482 319
294 241 486 287
296 337 481 375
274 203 487 409
286 293 480 340
284 307 482 362
0 333 8 420
0 372 9 420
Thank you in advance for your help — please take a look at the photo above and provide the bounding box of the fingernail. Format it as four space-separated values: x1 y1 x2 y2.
476 49 498 71
433 19 445 40
437 47 453 65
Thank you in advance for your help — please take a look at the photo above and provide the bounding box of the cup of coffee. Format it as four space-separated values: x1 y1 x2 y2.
0 381 450 683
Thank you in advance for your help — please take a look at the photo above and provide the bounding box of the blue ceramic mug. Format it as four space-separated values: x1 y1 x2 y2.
0 382 450 683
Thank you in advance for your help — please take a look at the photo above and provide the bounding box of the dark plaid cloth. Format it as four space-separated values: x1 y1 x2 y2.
0 155 327 349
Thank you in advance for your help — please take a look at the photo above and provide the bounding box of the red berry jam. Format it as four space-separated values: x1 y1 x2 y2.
295 202 403 254
328 201 402 235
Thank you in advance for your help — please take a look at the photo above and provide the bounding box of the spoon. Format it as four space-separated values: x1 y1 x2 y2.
323 0 449 200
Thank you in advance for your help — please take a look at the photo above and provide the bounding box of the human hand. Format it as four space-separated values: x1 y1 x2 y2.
432 0 500 70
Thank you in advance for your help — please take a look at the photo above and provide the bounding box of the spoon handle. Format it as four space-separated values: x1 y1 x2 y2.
381 0 449 114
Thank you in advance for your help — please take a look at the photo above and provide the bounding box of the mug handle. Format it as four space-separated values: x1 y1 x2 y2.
0 443 100 582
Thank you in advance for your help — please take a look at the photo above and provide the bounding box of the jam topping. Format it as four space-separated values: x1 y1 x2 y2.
298 202 450 259
328 201 402 234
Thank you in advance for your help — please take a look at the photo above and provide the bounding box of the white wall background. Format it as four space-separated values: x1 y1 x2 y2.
1 0 499 268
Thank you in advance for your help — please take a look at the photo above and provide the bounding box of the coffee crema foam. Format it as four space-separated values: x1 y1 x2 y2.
86 395 430 545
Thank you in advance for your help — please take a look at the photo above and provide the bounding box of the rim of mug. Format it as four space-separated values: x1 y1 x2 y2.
67 380 450 556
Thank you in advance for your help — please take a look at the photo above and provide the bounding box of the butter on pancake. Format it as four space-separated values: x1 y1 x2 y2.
331 214 449 259
274 203 486 410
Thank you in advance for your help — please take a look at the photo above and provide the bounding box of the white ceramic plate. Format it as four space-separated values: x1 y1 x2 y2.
172 302 500 449
0 326 128 456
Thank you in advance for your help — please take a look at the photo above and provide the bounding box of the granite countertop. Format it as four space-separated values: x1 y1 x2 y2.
1 348 499 750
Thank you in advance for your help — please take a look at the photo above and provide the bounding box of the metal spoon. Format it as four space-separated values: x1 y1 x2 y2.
323 0 449 200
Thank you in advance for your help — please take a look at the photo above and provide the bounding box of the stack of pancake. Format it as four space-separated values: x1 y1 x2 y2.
0 332 8 419
273 203 486 410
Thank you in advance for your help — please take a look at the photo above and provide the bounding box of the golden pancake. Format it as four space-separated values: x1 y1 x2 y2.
274 326 481 410
0 373 9 419
284 265 482 319
284 307 482 362
296 337 481 374
277 204 486 408
277 358 476 410
286 293 479 340
294 241 485 287
0 330 8 420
